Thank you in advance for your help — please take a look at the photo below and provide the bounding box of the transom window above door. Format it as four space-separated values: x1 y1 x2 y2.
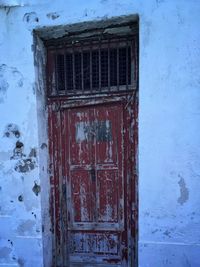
45 20 138 97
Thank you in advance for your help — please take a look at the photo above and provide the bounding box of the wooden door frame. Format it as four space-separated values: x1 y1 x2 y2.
33 16 138 266
48 91 138 267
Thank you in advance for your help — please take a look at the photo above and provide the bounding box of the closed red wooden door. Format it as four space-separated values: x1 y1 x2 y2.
49 96 137 267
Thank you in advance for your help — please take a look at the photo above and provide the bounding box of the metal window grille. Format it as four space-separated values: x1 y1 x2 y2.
47 37 137 97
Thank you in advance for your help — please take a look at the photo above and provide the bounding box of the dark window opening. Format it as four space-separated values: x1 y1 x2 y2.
47 29 137 96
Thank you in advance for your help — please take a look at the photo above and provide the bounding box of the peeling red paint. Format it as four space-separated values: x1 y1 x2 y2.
48 92 138 266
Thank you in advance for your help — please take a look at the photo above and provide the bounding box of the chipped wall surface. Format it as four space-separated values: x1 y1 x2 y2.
0 0 200 267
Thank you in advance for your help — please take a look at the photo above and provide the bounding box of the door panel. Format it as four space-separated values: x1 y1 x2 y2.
97 170 119 223
66 103 124 265
71 170 95 223
95 107 119 166
69 108 94 166
48 95 137 267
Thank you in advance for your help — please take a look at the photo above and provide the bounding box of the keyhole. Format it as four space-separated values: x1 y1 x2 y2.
90 168 96 182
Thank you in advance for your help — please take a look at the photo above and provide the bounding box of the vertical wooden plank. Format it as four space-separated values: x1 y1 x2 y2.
132 89 139 266
60 107 70 265
49 101 62 264
57 108 63 266
48 104 56 265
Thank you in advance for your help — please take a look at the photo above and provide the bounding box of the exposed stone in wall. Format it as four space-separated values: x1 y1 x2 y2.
0 65 9 103
177 175 189 205
36 14 137 41
11 141 25 160
0 80 8 103
23 12 39 24
0 239 16 265
0 246 12 261
46 12 60 20
17 219 36 235
32 181 41 196
40 143 47 149
4 123 20 138
18 258 25 267
15 158 36 172
18 194 23 202
0 64 23 104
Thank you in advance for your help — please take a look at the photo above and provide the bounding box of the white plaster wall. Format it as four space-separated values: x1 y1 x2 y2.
139 2 200 266
0 0 200 266
0 6 44 267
